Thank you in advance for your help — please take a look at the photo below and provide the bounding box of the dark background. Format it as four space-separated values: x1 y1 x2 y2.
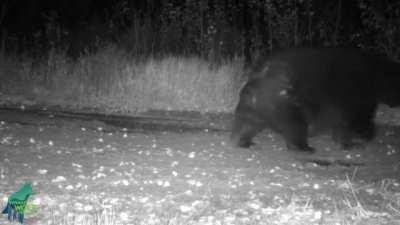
1 0 399 63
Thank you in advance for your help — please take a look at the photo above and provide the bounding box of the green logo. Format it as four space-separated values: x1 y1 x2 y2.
2 182 38 223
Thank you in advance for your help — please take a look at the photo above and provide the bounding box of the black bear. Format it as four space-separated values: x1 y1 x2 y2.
231 47 400 152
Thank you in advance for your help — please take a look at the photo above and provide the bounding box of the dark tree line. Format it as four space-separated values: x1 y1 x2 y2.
1 0 399 62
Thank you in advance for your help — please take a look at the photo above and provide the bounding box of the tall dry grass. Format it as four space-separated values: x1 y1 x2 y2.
0 45 244 115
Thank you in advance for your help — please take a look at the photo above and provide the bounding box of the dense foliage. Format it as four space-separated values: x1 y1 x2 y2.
1 0 399 61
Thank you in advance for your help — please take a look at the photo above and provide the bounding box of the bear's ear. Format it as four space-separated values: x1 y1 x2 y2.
247 59 290 80
251 63 274 79
263 61 290 77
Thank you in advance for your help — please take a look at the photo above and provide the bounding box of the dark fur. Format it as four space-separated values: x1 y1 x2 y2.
232 48 400 152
